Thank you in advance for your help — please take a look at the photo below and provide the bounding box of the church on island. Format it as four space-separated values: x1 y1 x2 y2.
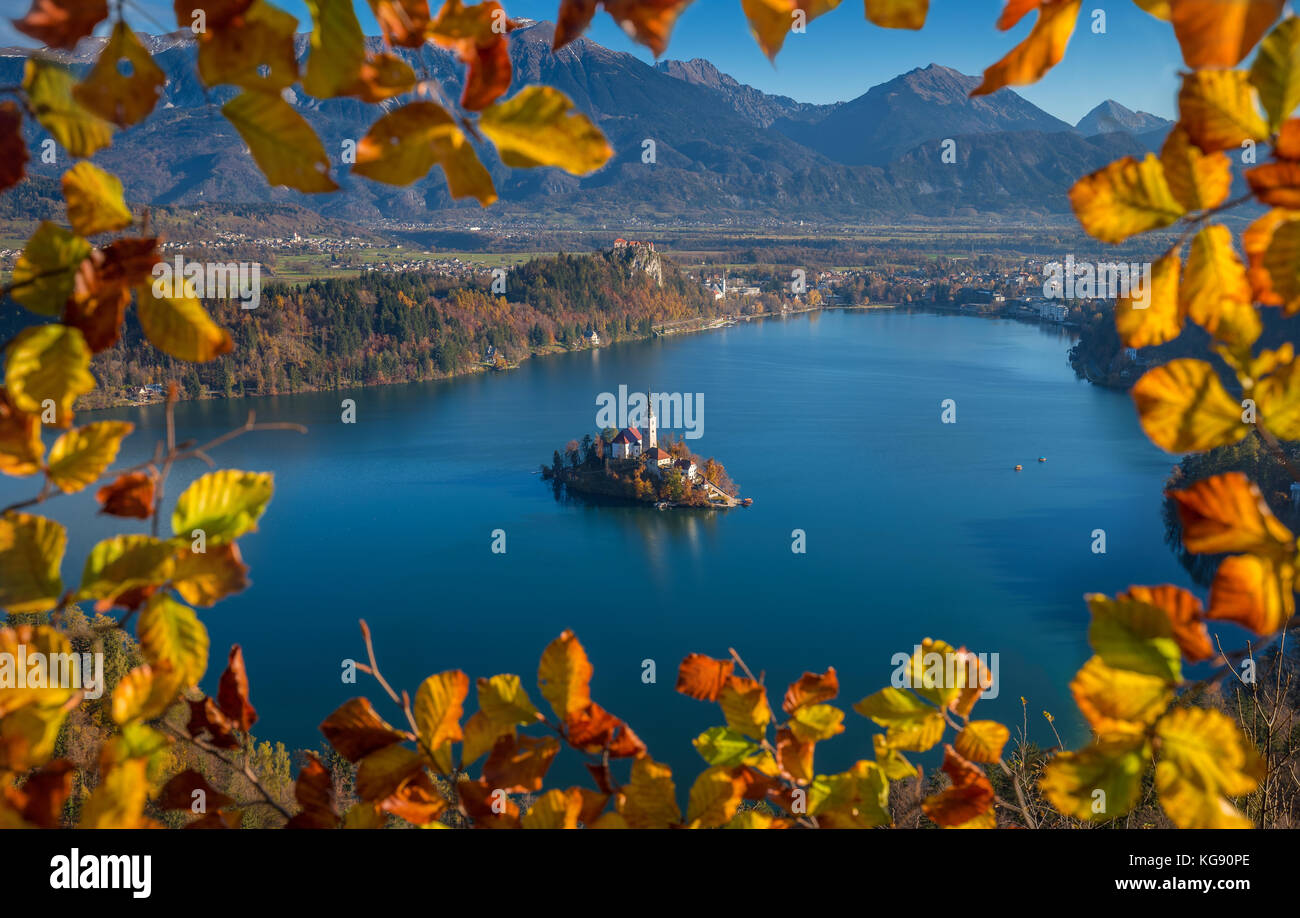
609 394 698 482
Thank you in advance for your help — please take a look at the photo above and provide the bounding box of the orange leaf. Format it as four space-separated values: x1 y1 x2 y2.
1209 553 1296 634
675 653 734 701
429 0 517 111
483 733 560 792
1170 472 1294 558
1119 584 1213 662
368 0 431 47
285 754 339 829
459 776 521 827
537 628 593 718
782 667 838 713
1169 0 1284 69
921 745 995 827
1247 160 1300 208
775 726 815 783
96 471 156 519
216 644 257 731
14 0 107 49
320 697 407 762
972 0 1081 97
603 0 693 57
564 702 646 757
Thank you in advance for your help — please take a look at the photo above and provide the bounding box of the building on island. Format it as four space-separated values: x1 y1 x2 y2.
610 427 642 458
610 387 660 460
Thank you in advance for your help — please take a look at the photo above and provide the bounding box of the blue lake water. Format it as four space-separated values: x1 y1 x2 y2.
2 309 1201 784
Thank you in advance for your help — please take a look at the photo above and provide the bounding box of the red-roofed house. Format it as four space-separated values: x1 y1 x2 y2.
611 427 643 459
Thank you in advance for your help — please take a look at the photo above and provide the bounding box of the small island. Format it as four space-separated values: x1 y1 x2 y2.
542 396 746 509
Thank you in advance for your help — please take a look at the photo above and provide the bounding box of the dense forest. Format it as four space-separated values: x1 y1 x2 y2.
0 249 716 409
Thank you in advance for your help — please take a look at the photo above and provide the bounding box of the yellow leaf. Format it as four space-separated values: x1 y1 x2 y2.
521 787 583 828
719 676 773 740
171 469 274 544
1208 552 1295 634
135 284 234 363
1180 224 1261 348
1040 734 1148 821
1069 154 1184 244
1250 14 1300 129
972 0 1082 97
1257 354 1300 440
171 543 250 607
198 0 299 92
23 59 113 157
0 390 43 477
1115 250 1182 348
9 221 91 317
222 90 338 193
1169 471 1294 557
537 629 593 719
479 86 612 175
1261 214 1300 311
863 0 928 29
71 20 165 126
1070 656 1174 735
0 624 78 715
476 673 541 727
1131 358 1247 452
873 733 917 779
788 703 846 742
46 420 132 493
854 685 933 725
885 710 946 751
685 766 746 828
352 101 496 205
460 711 512 767
137 593 209 689
953 720 1010 763
1086 593 1183 681
302 0 366 98
110 664 177 725
61 162 132 237
77 534 174 605
618 756 679 828
79 759 149 828
740 0 841 60
1154 707 1263 827
413 670 469 751
1170 0 1284 69
4 324 95 426
355 743 424 801
1178 69 1270 153
1160 125 1231 212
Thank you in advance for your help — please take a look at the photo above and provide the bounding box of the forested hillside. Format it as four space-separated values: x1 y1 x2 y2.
38 250 715 408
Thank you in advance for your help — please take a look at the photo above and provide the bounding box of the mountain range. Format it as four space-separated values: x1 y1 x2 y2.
0 21 1180 224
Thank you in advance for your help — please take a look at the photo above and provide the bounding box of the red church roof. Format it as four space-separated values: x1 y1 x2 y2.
612 427 643 444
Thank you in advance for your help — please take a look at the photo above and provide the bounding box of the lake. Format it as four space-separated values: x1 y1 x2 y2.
2 309 1200 784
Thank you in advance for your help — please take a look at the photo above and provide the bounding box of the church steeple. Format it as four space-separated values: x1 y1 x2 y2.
647 386 657 450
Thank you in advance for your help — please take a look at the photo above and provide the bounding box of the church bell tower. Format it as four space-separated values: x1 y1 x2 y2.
647 387 657 450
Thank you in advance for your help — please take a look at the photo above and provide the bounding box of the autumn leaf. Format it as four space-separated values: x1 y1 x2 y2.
740 0 839 61
428 0 516 111
693 726 760 767
1131 358 1247 453
198 0 299 92
222 91 338 193
414 669 469 751
1119 584 1214 663
718 676 772 740
1155 707 1263 828
1178 69 1270 153
461 711 512 767
76 534 173 608
1208 552 1295 634
1170 472 1294 558
23 59 113 158
135 283 234 363
352 102 497 205
1251 14 1300 129
79 759 148 829
1246 160 1300 209
863 0 928 29
1086 593 1184 681
685 767 746 828
96 471 156 519
355 743 424 802
521 787 584 829
46 420 132 493
1069 154 1184 244
321 697 408 762
1070 656 1174 735
775 726 814 782
873 733 917 779
0 624 77 714
350 53 417 102
483 733 560 792
302 0 366 98
1169 0 1284 70
381 771 447 825
479 86 612 175
172 543 250 606
1180 224 1261 348
972 0 1082 96
285 754 339 828
5 324 94 427
111 664 178 725
782 667 838 712
618 756 680 828
603 0 695 56
921 745 995 827
1115 250 1182 349
137 593 209 690
171 469 273 544
72 21 166 126
554 0 598 49
537 628 593 719
458 776 519 827
675 653 735 701
0 102 26 194
367 0 431 46
157 770 235 811
1160 125 1231 212
1260 213 1300 310
564 702 645 757
217 645 257 731
953 720 1009 763
14 0 108 48
0 390 43 477
1040 734 1148 821
10 221 92 317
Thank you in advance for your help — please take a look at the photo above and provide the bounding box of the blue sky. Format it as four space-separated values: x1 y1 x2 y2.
3 0 1188 123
